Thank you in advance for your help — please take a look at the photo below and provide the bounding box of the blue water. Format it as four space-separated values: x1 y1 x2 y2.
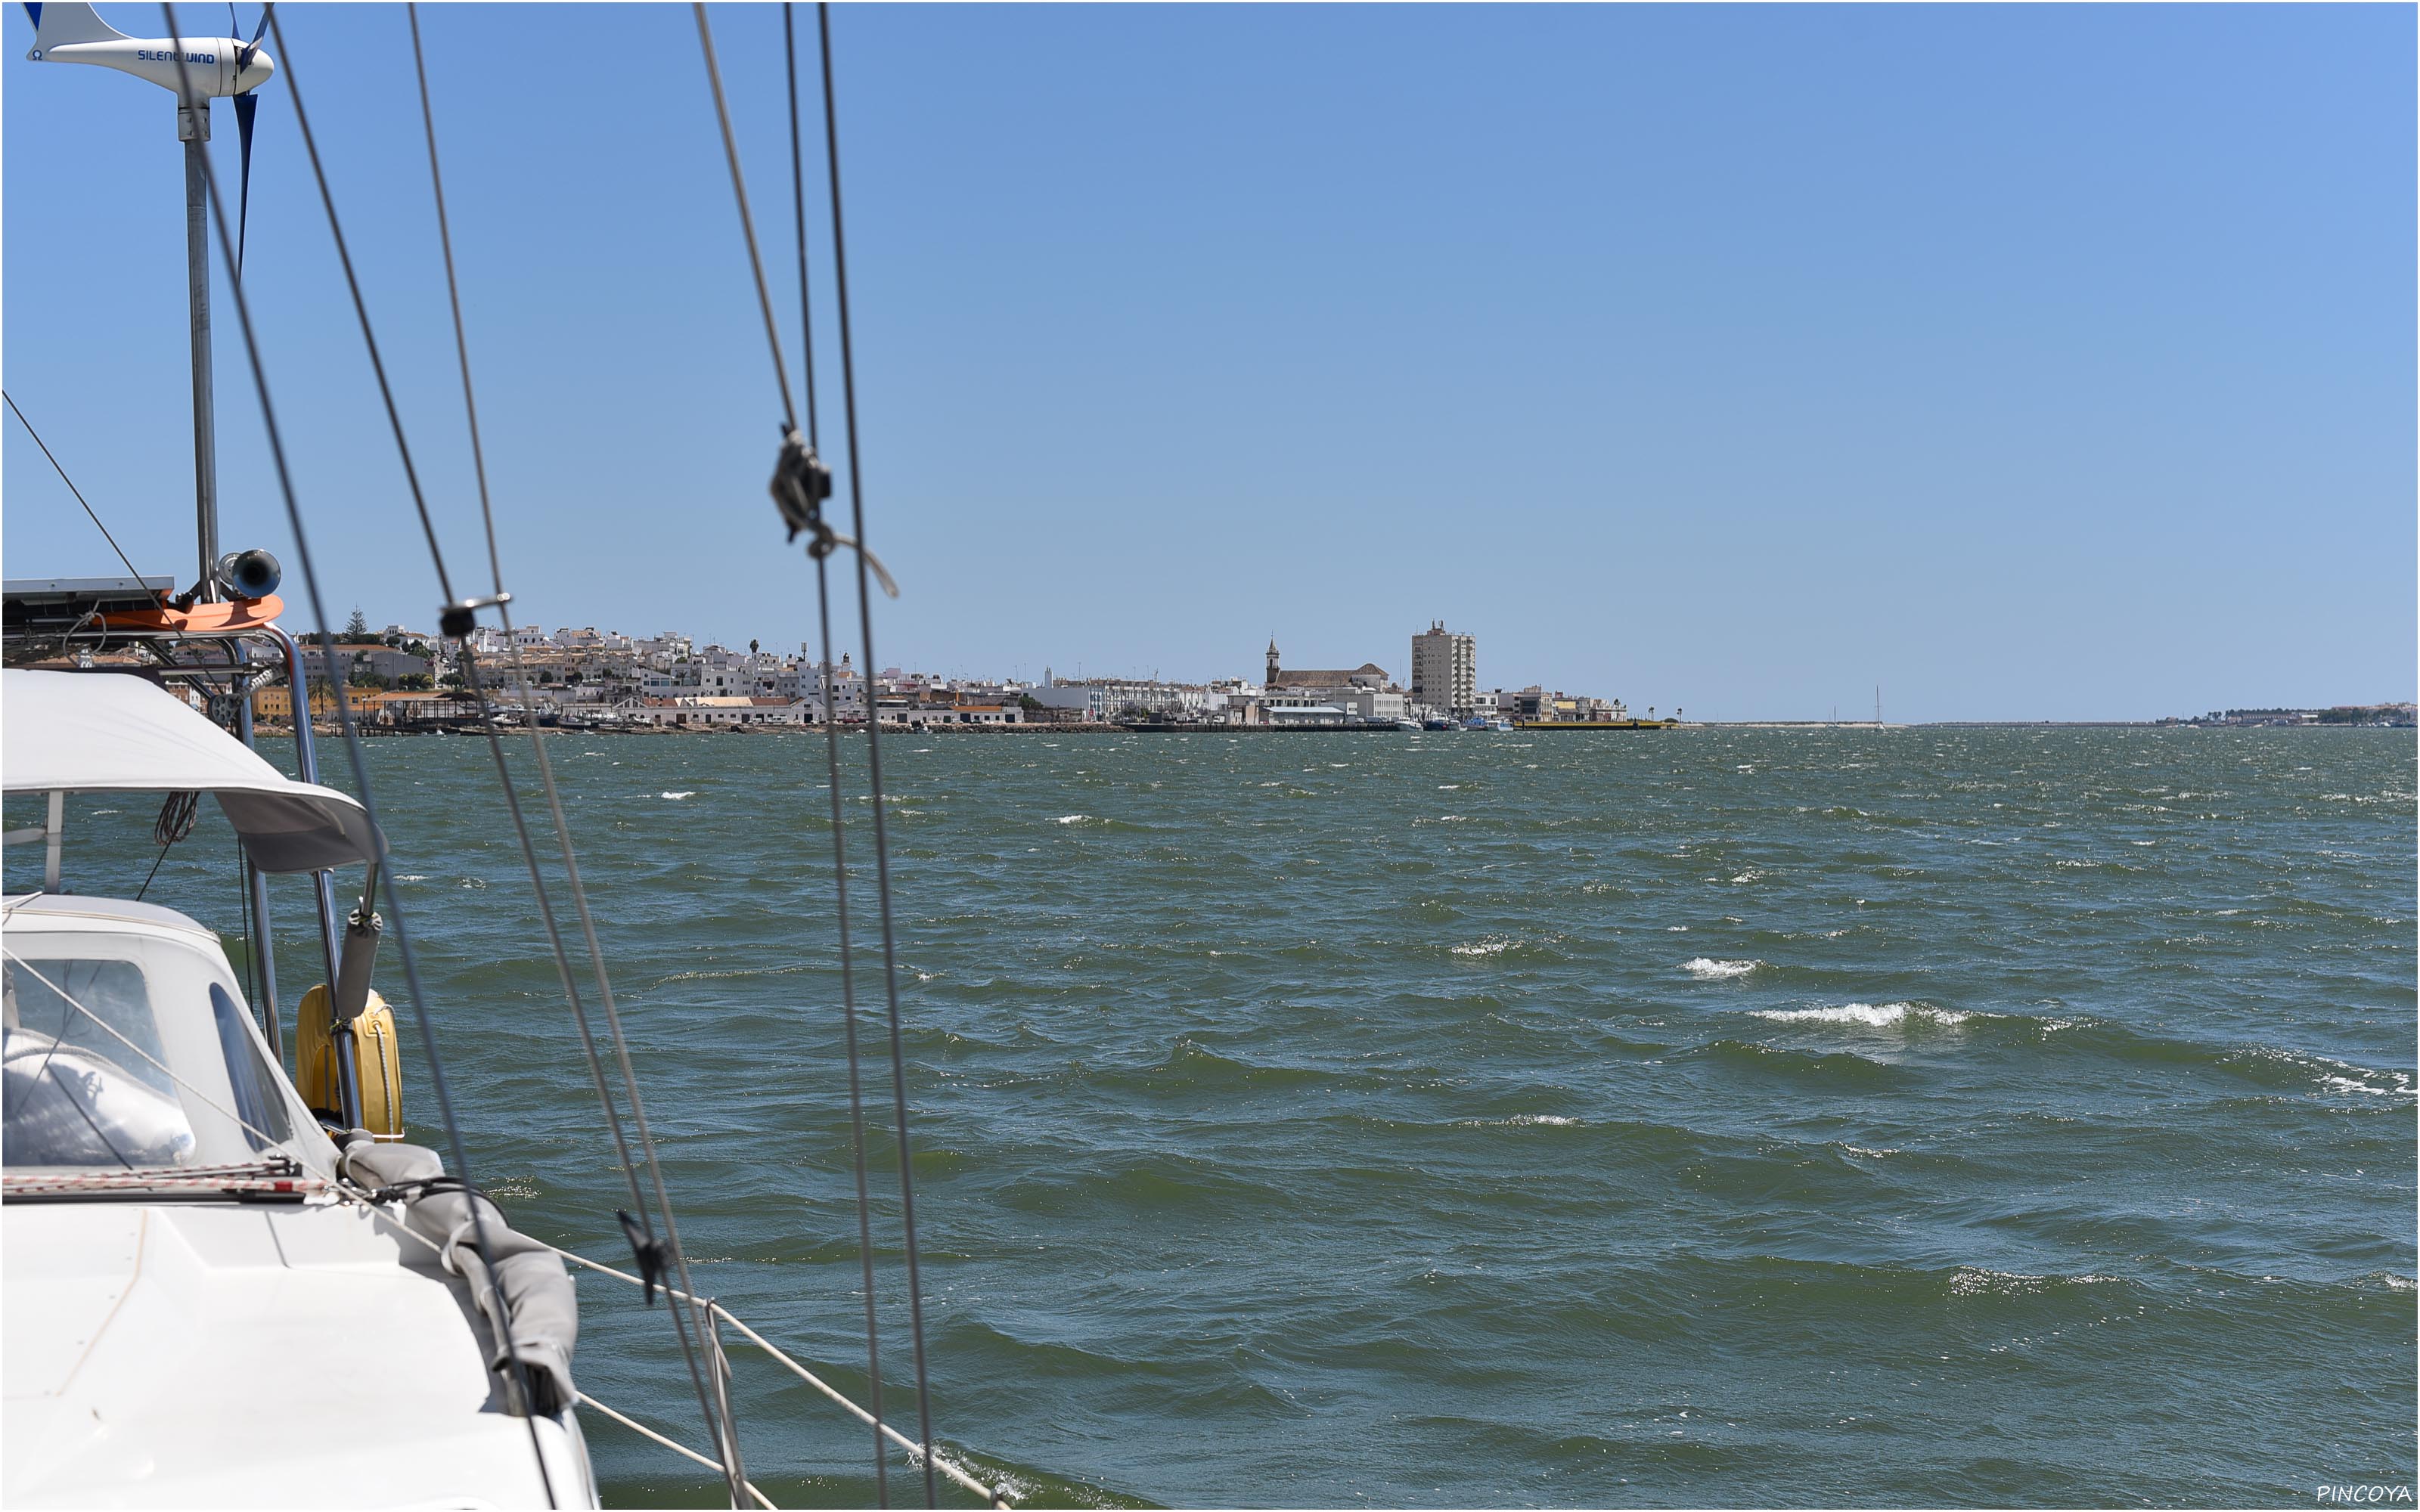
24 727 2415 1506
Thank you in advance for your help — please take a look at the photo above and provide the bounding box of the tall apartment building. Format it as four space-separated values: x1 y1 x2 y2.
1410 621 1475 717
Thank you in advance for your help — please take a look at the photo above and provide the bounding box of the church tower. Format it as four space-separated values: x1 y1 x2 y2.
1266 639 1280 689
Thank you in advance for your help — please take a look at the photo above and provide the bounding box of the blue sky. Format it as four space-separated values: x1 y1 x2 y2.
5 4 2412 720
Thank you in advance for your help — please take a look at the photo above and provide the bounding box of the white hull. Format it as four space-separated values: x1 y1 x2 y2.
3 1199 596 1507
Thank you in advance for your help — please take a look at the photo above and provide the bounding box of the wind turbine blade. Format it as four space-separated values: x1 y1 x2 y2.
233 88 257 283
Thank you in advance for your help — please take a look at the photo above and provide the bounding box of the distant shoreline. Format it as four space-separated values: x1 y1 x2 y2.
254 718 2415 739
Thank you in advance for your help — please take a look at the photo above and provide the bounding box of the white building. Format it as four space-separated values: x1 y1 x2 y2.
932 703 1023 726
631 696 810 727
1410 621 1475 719
1037 679 1224 721
1261 697 1354 727
1337 685 1409 723
633 633 692 668
1030 685 1109 721
793 658 866 720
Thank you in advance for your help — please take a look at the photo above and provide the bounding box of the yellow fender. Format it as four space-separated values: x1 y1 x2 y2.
293 984 405 1138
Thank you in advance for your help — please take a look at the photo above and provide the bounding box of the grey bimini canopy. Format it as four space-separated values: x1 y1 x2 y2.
2 669 380 873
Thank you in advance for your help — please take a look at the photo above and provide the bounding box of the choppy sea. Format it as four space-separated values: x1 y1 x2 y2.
30 727 2417 1506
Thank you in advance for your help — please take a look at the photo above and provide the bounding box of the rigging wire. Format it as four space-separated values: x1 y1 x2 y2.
817 6 942 1498
693 2 939 1498
785 5 890 1493
550 1243 1013 1509
157 12 557 1502
258 10 453 605
576 1392 777 1511
400 5 736 1480
402 5 501 600
3 391 154 590
785 7 821 454
693 5 797 432
322 1167 1013 1509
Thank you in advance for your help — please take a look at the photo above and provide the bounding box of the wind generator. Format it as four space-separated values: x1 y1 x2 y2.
20 1 275 598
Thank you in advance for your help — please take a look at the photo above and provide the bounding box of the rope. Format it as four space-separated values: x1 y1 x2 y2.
2 390 154 590
404 5 733 1474
129 841 174 903
576 1390 777 1510
159 14 554 1501
785 3 889 1495
154 790 200 846
817 9 942 1500
129 791 199 906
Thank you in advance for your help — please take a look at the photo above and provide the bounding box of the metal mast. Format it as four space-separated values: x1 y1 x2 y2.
178 94 219 599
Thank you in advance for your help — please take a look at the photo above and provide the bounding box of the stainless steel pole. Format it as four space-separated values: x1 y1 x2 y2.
268 626 345 989
179 98 219 601
231 652 284 1065
268 624 362 1127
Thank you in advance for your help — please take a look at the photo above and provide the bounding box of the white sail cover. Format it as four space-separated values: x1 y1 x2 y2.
2 670 379 873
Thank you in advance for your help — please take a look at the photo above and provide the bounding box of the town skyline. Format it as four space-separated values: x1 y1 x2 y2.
289 606 2411 730
6 5 2409 723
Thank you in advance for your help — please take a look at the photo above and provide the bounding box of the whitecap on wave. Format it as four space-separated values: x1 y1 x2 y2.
1454 1114 1579 1128
2313 1061 2416 1099
660 791 696 800
1751 1002 1972 1029
1947 1266 2118 1297
1683 957 1761 981
1947 1266 2044 1297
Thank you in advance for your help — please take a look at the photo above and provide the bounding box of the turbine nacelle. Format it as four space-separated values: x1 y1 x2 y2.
22 4 272 99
